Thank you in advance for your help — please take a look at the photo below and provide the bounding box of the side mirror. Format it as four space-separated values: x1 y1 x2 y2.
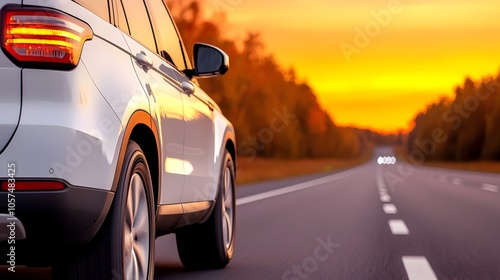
193 43 229 78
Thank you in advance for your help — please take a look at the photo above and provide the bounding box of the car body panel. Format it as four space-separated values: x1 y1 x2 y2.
122 32 187 205
0 68 21 154
180 83 217 203
0 66 122 191
0 1 22 153
0 0 237 260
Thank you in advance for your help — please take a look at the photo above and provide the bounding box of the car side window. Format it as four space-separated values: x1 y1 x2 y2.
73 0 110 22
120 0 157 53
145 0 187 71
114 0 130 34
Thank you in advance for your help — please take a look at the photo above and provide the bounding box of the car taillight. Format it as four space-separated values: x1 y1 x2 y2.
1 181 65 191
1 6 93 69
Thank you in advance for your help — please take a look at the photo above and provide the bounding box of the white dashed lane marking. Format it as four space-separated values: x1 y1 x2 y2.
376 177 386 190
389 219 409 235
380 194 391 202
438 175 448 183
377 170 390 203
402 256 438 280
383 204 398 214
376 169 437 279
482 184 499 193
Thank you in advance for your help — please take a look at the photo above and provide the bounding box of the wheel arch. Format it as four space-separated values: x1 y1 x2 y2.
225 137 237 178
213 129 237 203
111 111 161 207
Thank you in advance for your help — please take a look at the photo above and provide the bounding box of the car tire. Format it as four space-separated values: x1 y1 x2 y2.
176 149 236 270
52 141 155 280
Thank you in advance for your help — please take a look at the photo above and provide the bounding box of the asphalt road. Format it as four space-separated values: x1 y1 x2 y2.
2 147 500 279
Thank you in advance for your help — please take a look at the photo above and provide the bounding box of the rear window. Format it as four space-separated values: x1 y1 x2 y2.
73 0 110 22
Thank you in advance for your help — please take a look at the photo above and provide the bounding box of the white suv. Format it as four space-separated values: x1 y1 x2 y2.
0 0 236 279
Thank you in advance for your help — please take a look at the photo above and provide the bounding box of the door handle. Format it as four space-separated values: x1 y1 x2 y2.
135 51 153 69
181 81 195 95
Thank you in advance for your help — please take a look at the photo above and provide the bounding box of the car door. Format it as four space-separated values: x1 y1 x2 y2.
178 76 217 203
145 0 217 204
117 0 185 205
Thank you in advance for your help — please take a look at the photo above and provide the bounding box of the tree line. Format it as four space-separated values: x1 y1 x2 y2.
407 72 500 161
166 0 374 159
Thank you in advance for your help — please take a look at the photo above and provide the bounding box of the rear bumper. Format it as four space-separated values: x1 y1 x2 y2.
0 182 114 265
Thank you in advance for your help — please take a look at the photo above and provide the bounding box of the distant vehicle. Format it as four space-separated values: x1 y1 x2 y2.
0 0 236 279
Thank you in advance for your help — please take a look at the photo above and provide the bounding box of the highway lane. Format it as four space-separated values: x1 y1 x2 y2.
380 162 500 279
153 147 500 280
2 147 500 279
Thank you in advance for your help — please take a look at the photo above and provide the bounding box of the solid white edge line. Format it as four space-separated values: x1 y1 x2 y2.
388 219 409 235
402 256 438 280
451 178 462 185
438 175 448 182
236 166 363 206
482 184 499 193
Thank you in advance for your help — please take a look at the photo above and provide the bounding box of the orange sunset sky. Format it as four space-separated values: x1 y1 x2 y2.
206 0 500 132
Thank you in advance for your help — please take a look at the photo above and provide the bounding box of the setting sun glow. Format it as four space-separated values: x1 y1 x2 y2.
217 0 500 132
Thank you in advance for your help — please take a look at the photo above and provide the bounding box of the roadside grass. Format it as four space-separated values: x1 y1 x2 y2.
235 151 372 186
393 145 500 174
